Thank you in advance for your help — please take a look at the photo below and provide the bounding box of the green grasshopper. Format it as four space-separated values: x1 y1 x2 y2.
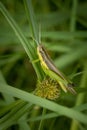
37 44 76 95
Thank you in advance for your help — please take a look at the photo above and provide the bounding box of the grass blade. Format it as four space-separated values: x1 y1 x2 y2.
0 83 87 124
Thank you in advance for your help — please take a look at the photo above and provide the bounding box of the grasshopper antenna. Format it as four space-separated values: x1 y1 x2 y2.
31 36 39 45
30 24 41 45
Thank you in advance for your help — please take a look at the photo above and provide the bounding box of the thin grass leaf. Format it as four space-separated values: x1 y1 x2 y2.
74 103 87 111
0 101 26 124
0 71 15 104
42 31 87 40
0 100 24 117
18 121 31 130
29 112 60 121
23 0 39 43
0 100 32 129
70 0 77 32
55 43 87 68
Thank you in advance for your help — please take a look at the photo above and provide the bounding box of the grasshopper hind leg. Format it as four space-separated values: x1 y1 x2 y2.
67 83 77 95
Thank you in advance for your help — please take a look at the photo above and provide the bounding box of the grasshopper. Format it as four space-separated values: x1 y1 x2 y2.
37 44 76 94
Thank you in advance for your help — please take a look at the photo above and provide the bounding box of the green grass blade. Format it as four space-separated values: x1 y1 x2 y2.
0 2 43 80
70 0 78 32
0 102 32 129
0 83 87 124
23 0 39 44
0 71 15 104
55 43 87 68
42 31 87 40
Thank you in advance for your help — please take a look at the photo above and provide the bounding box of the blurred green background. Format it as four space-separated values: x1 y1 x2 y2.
0 0 87 130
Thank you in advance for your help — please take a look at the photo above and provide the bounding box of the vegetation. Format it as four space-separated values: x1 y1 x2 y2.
0 0 87 130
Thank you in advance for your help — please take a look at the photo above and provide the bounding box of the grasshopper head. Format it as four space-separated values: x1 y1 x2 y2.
37 44 47 62
37 45 44 61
